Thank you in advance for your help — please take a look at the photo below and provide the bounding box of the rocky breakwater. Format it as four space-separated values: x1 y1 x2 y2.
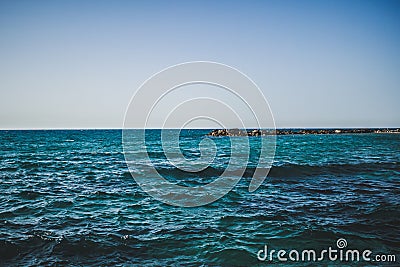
208 128 273 137
208 128 400 136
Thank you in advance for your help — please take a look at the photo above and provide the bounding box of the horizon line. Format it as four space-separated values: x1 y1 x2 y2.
0 127 399 131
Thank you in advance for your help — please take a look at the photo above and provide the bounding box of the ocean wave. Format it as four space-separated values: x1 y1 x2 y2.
131 162 400 180
268 162 400 178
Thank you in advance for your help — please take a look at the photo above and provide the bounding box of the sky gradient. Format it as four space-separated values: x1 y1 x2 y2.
1 0 399 129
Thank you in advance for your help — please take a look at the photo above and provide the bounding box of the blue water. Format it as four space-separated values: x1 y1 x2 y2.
0 130 399 266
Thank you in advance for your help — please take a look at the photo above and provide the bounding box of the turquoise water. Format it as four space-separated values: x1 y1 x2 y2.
0 130 399 266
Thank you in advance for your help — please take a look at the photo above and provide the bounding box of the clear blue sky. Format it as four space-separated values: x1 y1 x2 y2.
0 0 399 129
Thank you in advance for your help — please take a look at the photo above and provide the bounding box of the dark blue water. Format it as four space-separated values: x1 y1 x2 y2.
0 130 399 266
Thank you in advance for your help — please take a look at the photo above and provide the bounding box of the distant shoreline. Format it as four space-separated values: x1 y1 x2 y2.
208 128 400 136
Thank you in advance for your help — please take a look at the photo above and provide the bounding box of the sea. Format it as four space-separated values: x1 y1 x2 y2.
0 130 399 266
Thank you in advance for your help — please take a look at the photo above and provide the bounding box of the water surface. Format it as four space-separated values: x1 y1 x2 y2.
0 130 399 265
